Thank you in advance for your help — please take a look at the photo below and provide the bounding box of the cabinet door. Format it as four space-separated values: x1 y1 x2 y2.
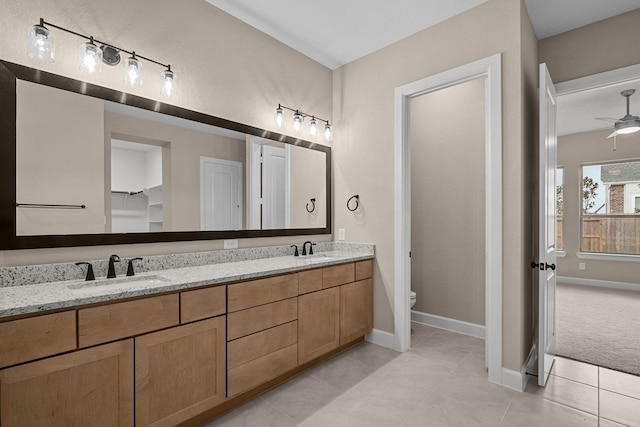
298 287 340 364
340 278 373 345
0 339 134 427
135 316 226 427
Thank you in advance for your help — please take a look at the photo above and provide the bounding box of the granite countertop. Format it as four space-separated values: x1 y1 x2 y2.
0 251 373 319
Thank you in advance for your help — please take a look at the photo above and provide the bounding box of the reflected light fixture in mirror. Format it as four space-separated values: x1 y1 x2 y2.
28 18 174 97
275 104 332 141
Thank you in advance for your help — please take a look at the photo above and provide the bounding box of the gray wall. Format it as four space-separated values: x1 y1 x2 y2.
409 78 486 326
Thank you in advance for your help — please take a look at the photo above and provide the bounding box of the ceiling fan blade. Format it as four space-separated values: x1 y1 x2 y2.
595 117 618 123
607 130 617 138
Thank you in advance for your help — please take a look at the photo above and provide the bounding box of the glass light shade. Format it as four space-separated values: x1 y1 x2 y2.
28 24 54 62
309 117 317 136
293 112 303 131
275 107 284 127
324 123 333 141
124 55 142 86
79 40 102 73
161 69 176 97
616 123 640 135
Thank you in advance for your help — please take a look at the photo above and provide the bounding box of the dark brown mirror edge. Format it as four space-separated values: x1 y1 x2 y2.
0 60 332 250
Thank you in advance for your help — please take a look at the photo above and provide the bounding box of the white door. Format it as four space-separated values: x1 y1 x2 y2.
200 157 242 230
262 145 290 229
538 63 558 386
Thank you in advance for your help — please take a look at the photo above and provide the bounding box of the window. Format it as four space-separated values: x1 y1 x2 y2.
581 160 640 255
556 167 563 250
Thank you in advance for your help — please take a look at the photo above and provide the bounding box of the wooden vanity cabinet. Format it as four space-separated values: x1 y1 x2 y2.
298 287 340 364
226 275 299 397
298 259 373 364
135 316 226 427
340 278 373 345
0 339 134 427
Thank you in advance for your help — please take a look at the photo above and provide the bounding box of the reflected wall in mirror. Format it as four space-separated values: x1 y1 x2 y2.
0 60 331 249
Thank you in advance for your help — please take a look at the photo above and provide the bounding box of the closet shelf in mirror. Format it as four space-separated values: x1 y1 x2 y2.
111 190 144 196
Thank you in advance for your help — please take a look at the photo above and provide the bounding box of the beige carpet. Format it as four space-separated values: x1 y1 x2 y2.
556 282 640 376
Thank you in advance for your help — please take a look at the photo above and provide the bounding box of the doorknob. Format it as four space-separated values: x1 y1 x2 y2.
530 261 556 271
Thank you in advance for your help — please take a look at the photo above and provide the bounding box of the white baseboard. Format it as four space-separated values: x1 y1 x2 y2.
557 276 640 292
502 367 528 392
365 328 396 350
411 311 485 339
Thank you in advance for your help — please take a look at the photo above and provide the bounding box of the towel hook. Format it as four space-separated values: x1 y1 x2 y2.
347 195 359 212
306 198 316 213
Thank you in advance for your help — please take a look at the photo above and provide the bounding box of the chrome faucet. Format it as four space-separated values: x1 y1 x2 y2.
107 254 120 278
301 241 316 256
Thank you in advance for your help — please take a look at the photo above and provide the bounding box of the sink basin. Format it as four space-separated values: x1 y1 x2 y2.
294 253 338 262
68 274 170 290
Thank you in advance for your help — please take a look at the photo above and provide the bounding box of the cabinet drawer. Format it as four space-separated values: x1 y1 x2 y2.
227 343 297 397
298 268 323 295
181 285 226 323
78 294 179 348
355 259 373 281
228 273 298 312
322 263 355 288
227 298 297 341
0 311 76 368
228 321 297 369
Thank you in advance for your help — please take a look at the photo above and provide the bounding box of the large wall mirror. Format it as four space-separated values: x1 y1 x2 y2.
0 60 331 249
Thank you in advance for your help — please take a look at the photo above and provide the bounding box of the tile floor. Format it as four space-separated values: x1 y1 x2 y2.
202 322 640 426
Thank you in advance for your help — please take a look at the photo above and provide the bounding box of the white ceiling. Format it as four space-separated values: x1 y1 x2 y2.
206 0 640 70
205 0 640 135
557 79 640 137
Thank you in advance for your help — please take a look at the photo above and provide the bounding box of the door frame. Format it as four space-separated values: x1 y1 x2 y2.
394 54 503 384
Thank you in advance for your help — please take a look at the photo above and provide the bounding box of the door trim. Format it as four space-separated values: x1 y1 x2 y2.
393 53 502 385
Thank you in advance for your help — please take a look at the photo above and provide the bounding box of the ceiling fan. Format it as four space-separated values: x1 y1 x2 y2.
596 89 640 139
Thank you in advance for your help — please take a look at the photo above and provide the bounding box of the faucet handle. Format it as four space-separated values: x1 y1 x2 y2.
290 245 299 257
127 257 143 276
310 243 317 255
75 262 95 281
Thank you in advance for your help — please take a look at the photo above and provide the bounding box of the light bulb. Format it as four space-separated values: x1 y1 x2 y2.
275 106 284 127
309 117 317 136
293 111 303 131
124 53 142 86
28 21 54 62
79 38 102 73
324 122 333 141
161 68 176 97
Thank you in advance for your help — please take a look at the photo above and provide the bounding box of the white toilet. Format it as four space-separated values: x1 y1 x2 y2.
410 290 417 308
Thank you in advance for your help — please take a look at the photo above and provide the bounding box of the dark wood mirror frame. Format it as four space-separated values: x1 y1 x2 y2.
0 60 331 250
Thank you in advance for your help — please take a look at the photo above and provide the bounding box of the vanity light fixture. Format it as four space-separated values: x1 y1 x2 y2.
27 18 176 97
274 104 333 141
27 19 54 61
292 110 303 131
275 105 285 127
309 116 318 136
124 52 142 86
79 37 102 74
